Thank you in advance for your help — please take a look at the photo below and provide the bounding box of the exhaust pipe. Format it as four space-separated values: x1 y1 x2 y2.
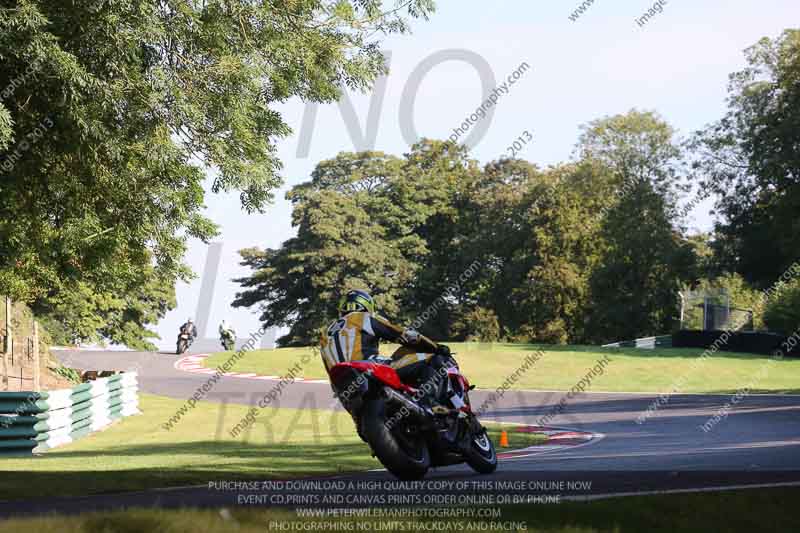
382 387 428 420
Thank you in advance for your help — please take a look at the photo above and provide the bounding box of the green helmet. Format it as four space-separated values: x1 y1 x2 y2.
339 289 376 316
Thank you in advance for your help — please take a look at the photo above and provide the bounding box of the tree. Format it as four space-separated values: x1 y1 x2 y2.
0 0 434 346
461 158 543 337
579 111 694 342
398 139 483 338
691 29 800 288
514 162 611 343
233 140 482 345
233 152 420 346
764 279 800 334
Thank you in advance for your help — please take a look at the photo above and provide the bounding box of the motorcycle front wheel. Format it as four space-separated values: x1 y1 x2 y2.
362 399 430 481
176 339 188 355
464 427 498 474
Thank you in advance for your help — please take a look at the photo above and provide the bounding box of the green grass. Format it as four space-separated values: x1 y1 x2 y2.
205 343 800 394
0 394 543 501
1 488 798 532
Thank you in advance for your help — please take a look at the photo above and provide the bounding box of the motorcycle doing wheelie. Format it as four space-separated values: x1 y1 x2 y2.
328 337 497 480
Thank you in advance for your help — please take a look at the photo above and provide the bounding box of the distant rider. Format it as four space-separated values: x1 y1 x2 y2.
219 319 236 349
180 318 198 340
176 318 198 352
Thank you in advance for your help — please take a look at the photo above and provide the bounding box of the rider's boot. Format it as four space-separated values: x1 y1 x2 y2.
418 376 453 416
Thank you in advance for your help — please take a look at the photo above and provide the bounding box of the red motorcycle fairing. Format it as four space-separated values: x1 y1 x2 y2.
446 366 470 391
329 361 417 394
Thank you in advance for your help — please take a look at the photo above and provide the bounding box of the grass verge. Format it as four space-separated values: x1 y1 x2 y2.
0 394 543 501
203 343 800 394
1 488 798 532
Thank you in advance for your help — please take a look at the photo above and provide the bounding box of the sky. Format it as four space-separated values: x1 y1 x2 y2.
154 0 800 348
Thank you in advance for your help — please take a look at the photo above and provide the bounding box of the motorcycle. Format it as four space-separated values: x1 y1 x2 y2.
328 340 497 480
220 329 236 351
176 327 193 355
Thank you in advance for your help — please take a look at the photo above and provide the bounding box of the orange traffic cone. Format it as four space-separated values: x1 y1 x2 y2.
499 430 509 448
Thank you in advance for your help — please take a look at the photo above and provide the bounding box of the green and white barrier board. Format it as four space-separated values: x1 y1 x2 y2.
0 372 139 456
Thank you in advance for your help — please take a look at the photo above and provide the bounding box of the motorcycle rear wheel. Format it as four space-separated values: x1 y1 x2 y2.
362 399 430 480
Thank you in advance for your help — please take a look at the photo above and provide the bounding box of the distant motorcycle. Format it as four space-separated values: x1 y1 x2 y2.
220 329 236 351
328 340 497 480
176 326 194 355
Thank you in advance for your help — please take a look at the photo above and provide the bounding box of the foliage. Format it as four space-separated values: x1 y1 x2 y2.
691 29 800 288
48 364 82 384
0 0 434 346
236 115 698 345
764 278 800 334
580 110 694 343
234 149 424 345
450 306 500 342
684 273 765 330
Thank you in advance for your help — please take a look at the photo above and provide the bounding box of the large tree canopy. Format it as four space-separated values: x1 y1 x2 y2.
579 110 694 342
0 0 434 348
235 120 697 346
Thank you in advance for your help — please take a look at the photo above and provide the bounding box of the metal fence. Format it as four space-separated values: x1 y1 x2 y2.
679 290 754 331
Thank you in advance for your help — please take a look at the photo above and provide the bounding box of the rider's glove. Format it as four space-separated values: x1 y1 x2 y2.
402 328 420 344
367 355 393 366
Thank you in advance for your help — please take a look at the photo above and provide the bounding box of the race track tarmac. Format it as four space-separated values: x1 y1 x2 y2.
1 348 798 516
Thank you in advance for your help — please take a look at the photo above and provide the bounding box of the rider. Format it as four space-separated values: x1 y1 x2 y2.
320 289 451 409
219 319 236 346
180 318 198 340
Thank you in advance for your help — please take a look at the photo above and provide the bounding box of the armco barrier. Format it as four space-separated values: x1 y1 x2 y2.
0 372 139 456
602 335 673 349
